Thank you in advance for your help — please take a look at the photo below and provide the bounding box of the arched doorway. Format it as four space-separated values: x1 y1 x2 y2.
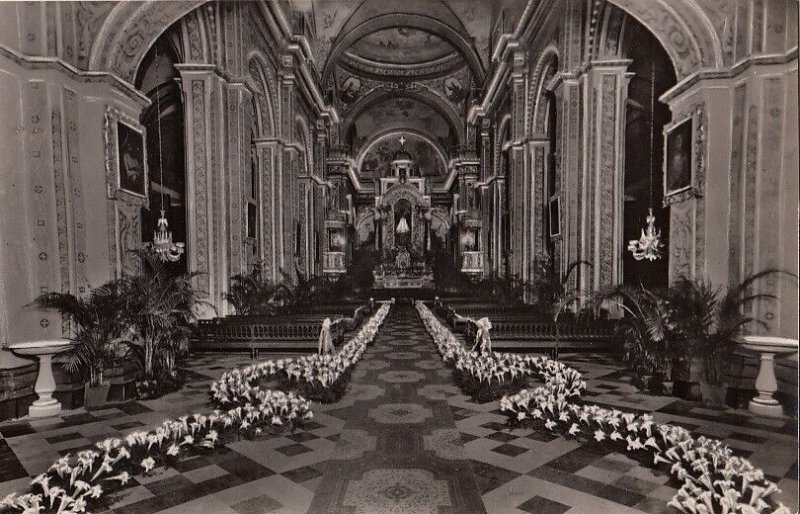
621 17 677 289
135 26 187 274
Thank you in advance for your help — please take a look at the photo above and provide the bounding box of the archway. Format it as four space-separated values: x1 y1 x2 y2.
322 2 485 85
621 16 677 289
135 24 187 274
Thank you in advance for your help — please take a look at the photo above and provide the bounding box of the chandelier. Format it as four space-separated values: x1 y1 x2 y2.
627 65 663 262
628 208 663 261
146 45 185 262
151 210 185 262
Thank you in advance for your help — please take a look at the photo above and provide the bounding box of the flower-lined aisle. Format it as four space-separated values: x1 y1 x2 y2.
415 301 791 514
212 300 393 405
0 301 392 514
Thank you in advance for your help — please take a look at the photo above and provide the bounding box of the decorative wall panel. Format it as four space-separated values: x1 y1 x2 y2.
190 79 210 293
63 88 88 293
51 110 70 294
23 81 52 300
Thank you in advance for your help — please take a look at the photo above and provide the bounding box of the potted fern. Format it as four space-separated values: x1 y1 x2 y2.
32 281 129 408
666 270 792 407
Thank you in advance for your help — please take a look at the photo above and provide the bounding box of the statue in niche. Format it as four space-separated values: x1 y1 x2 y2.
393 199 413 248
327 182 339 213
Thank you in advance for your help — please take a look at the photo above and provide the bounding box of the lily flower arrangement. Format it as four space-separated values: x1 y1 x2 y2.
0 393 310 514
416 301 789 514
212 301 391 404
416 301 584 402
0 301 391 514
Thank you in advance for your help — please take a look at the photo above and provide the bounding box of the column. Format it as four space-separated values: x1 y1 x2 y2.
254 139 279 281
225 82 250 277
561 77 582 290
585 60 631 292
664 59 798 337
176 63 229 316
278 54 296 278
528 138 549 267
508 50 529 281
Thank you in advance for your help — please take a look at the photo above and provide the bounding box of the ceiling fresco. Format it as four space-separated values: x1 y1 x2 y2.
348 28 457 65
305 0 510 71
359 133 447 184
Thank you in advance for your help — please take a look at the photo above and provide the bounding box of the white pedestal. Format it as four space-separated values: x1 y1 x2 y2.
740 336 799 419
29 354 62 417
7 339 75 418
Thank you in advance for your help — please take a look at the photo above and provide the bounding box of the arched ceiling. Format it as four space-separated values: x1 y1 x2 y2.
307 0 522 186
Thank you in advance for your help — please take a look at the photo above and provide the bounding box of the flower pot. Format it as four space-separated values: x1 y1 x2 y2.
699 382 728 408
84 382 111 410
672 356 703 401
647 373 667 395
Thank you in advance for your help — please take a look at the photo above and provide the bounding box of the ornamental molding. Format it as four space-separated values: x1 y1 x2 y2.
0 45 149 106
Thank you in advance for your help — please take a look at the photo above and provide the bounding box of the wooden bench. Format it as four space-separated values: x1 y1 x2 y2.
191 302 373 352
437 301 619 352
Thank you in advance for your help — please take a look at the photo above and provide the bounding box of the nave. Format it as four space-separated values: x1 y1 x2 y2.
1 303 795 514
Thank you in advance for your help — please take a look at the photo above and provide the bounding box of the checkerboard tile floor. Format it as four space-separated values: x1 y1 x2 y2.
444 351 798 513
1 316 797 514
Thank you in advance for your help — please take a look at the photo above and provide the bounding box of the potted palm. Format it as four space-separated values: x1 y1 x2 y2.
122 256 209 399
224 260 290 315
32 281 129 408
607 285 674 394
666 270 791 407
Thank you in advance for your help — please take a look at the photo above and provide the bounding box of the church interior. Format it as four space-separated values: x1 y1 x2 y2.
0 1 798 513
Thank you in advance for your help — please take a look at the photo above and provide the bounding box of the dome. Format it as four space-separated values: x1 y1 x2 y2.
392 148 413 162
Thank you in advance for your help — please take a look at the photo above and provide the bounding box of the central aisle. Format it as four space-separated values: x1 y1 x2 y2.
308 303 486 514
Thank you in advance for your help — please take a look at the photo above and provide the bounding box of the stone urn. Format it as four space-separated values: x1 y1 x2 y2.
7 339 75 417
738 336 798 417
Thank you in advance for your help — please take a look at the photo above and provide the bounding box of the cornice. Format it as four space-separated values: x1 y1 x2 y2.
339 51 465 81
0 44 150 107
660 48 799 103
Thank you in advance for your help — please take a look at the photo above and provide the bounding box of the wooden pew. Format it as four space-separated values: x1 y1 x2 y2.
437 301 619 352
191 302 374 353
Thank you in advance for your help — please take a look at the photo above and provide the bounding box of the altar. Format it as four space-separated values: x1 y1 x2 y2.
370 142 434 289
373 247 434 289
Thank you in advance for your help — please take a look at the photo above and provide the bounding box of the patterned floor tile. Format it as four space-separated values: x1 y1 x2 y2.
517 495 571 514
230 493 282 514
0 306 796 513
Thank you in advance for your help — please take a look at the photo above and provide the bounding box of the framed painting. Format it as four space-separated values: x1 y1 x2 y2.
548 195 561 238
104 106 148 202
663 117 693 197
117 121 147 196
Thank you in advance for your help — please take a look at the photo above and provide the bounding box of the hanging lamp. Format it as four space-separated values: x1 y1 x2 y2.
147 45 185 262
627 65 663 262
